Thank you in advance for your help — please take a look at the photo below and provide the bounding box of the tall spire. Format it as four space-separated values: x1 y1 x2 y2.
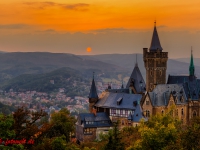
88 72 98 98
135 54 138 67
149 21 163 51
189 47 195 76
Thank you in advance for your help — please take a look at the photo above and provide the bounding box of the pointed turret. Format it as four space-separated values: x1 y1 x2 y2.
126 57 146 93
189 48 195 76
88 72 98 99
88 72 98 113
149 21 163 51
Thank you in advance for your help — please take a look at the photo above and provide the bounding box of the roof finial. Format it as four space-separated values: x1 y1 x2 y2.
154 20 156 27
135 54 138 67
93 71 95 79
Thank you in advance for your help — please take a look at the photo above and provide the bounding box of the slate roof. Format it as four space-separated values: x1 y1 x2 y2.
88 78 98 99
149 23 163 51
167 75 200 100
126 63 146 93
149 84 187 106
95 92 142 110
77 112 112 128
132 101 147 122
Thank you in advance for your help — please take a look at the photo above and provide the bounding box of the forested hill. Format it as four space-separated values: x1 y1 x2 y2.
0 67 90 96
0 52 127 82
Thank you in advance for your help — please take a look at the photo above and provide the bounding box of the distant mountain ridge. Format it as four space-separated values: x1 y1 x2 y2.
79 54 200 78
0 52 127 82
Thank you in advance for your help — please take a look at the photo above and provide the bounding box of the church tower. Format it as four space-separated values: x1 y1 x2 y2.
143 22 168 92
88 72 98 113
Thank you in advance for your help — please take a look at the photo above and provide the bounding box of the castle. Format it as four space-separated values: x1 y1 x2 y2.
76 22 200 142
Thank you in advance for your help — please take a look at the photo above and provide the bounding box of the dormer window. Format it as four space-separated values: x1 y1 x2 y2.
117 97 123 105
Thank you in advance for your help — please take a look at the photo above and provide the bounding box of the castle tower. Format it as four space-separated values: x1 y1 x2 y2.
88 72 98 113
143 22 168 92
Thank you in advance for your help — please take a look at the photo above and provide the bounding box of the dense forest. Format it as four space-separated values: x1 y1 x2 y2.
0 107 200 150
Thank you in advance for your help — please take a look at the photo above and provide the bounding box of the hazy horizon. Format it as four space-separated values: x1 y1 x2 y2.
1 1 200 58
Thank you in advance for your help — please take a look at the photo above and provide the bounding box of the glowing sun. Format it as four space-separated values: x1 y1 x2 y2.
86 47 92 52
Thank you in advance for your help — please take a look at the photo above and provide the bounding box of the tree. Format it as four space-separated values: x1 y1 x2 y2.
133 113 181 150
104 121 125 150
46 108 75 142
181 117 200 150
13 107 47 140
0 113 15 139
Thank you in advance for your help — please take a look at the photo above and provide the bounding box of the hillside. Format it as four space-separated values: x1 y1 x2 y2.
0 67 90 96
0 52 127 82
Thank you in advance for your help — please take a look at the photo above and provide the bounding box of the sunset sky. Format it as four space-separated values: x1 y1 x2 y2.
0 0 200 58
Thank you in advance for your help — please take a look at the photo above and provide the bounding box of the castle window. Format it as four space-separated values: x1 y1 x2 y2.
176 109 178 116
181 108 184 116
193 111 197 117
146 100 149 105
161 110 164 115
125 110 128 116
84 128 93 134
150 70 153 76
160 70 162 76
120 109 123 115
146 110 150 117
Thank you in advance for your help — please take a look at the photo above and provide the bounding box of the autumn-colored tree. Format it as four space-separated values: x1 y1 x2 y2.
13 107 47 140
132 113 181 150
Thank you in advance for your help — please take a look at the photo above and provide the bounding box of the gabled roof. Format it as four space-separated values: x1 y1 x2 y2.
126 64 146 93
77 112 112 128
88 77 98 99
167 75 200 100
148 84 187 106
95 92 142 110
149 22 163 51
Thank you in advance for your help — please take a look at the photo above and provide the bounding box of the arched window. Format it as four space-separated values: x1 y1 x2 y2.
176 109 178 116
181 108 184 116
193 111 197 117
161 110 164 116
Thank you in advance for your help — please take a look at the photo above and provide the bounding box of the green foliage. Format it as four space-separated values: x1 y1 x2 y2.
52 136 66 150
0 67 89 96
133 114 181 150
181 117 200 150
47 108 75 142
104 121 125 150
0 113 15 139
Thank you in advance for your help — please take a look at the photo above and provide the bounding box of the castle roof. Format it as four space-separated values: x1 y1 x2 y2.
126 63 146 93
88 75 98 99
95 91 142 110
148 84 187 106
77 112 112 128
149 22 163 51
167 75 200 100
